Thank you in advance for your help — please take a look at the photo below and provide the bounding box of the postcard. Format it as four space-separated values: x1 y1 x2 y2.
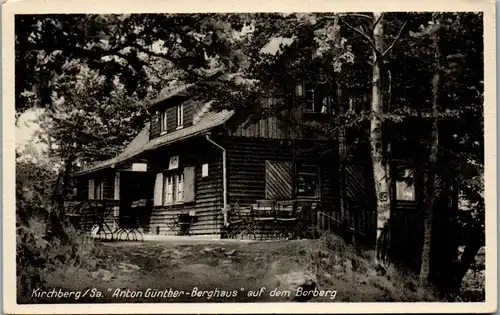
3 0 496 313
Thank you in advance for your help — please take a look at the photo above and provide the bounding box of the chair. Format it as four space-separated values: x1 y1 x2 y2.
114 200 143 241
275 200 298 239
88 199 118 240
294 202 320 239
227 205 255 239
178 210 197 236
252 200 277 240
226 206 244 239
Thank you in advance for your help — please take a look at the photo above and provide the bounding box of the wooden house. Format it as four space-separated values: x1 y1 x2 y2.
74 80 459 275
75 82 343 237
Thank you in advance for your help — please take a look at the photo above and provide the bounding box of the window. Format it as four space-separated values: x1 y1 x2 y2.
295 82 332 114
154 166 195 206
296 164 319 198
304 85 315 111
177 173 184 201
160 110 168 132
395 168 416 201
163 173 184 205
202 163 209 177
266 97 277 108
176 104 184 128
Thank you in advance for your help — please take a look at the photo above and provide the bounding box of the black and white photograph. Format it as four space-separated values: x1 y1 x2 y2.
4 0 496 313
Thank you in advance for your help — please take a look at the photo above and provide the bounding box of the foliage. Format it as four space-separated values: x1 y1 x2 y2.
16 157 101 303
15 12 485 296
35 66 148 167
16 156 57 224
17 216 101 303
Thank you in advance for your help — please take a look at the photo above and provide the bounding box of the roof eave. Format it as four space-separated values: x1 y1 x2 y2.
76 162 115 176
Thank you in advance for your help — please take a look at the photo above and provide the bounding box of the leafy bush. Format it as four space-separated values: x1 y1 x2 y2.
16 158 101 303
16 215 101 303
299 232 439 302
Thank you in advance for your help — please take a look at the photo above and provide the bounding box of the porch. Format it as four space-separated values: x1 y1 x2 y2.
223 199 329 240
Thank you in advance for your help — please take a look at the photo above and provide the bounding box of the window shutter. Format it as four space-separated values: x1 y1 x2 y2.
183 166 196 203
178 173 184 201
154 173 164 206
265 161 293 200
88 179 95 200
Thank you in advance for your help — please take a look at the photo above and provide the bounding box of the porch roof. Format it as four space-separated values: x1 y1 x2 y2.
77 107 234 175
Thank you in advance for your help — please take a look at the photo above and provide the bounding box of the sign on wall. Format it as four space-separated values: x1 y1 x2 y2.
132 163 148 172
202 163 209 177
169 156 179 170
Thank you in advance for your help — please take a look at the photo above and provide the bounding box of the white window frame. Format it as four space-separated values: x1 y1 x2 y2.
177 173 184 202
163 175 173 204
163 172 185 205
176 104 184 129
160 110 168 133
202 163 209 177
395 168 416 201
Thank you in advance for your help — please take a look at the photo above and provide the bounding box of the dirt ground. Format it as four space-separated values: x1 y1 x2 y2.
33 238 438 303
38 239 313 303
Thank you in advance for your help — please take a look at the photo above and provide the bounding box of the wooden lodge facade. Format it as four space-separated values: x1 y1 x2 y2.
75 83 344 237
74 81 459 273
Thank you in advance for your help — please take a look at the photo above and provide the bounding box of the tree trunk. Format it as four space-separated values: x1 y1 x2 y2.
370 12 392 264
46 157 74 243
338 82 347 221
419 20 441 286
337 82 353 244
448 230 482 295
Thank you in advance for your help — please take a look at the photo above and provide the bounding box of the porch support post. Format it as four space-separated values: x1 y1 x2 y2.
113 171 120 216
205 135 229 226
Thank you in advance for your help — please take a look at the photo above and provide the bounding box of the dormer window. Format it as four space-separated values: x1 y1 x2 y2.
176 103 184 128
160 110 168 133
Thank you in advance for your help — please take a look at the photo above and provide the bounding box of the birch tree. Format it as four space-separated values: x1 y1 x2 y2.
341 12 407 264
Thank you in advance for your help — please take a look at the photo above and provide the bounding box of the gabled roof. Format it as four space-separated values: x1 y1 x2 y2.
77 104 234 176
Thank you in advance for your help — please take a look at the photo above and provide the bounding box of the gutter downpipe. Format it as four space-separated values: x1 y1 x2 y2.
205 134 229 227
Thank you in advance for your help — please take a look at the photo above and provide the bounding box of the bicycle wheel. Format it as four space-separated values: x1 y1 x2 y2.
239 228 257 240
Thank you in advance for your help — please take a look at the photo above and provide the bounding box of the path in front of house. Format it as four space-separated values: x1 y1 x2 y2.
39 236 442 303
42 237 320 303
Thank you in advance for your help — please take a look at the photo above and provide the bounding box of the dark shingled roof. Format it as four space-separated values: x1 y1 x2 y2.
77 105 234 175
148 83 195 110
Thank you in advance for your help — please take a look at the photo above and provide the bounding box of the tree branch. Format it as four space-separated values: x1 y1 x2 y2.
340 19 379 54
345 13 373 20
371 13 384 33
382 21 408 56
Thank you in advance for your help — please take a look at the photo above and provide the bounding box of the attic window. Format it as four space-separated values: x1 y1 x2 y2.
295 82 332 114
176 104 184 128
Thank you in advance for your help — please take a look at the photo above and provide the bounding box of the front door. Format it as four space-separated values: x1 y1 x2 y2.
119 172 156 228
